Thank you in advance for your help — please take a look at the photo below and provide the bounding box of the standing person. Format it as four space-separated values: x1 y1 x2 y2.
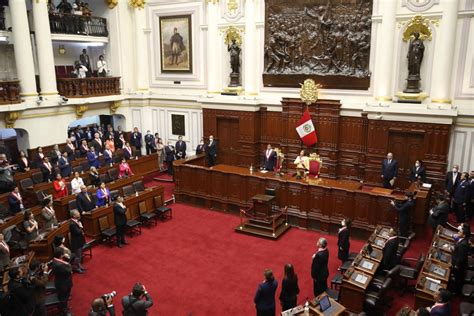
131 127 142 152
452 172 469 223
114 196 128 248
40 157 55 182
17 150 30 172
468 170 474 220
119 158 134 178
175 136 187 160
29 260 49 316
195 138 207 155
103 145 114 166
35 147 45 168
311 237 329 297
52 248 73 315
254 269 278 316
337 218 351 266
50 144 62 166
80 139 89 157
262 144 277 171
165 142 176 176
89 167 101 187
69 209 86 273
79 49 91 76
427 289 451 316
65 138 76 161
96 182 111 207
92 132 104 154
428 194 450 233
452 224 469 294
156 138 165 170
76 185 96 215
53 174 69 199
41 197 58 230
382 228 399 270
444 164 460 199
58 152 72 178
390 192 414 237
0 233 10 271
6 266 35 316
97 55 108 77
23 210 39 242
279 264 299 311
87 147 100 169
206 135 218 167
71 171 85 195
381 152 398 188
122 283 153 316
105 134 115 153
8 186 25 214
123 142 134 160
409 159 426 183
144 131 155 155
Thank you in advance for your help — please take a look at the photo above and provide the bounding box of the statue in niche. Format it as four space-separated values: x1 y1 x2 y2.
228 39 241 86
404 32 425 93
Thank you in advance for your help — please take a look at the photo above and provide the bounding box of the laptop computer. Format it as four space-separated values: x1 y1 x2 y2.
319 295 331 312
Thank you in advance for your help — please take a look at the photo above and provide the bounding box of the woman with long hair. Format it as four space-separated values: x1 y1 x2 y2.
279 263 300 311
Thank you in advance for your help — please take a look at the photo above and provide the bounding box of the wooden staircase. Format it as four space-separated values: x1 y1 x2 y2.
235 214 291 240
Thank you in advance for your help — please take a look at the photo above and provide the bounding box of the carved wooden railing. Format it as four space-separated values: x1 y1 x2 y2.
49 13 108 37
57 77 121 98
0 80 21 105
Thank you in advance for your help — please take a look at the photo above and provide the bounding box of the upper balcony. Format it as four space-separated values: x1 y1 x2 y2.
0 80 21 105
49 13 108 37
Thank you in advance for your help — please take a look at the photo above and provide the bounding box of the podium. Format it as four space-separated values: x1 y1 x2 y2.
236 194 290 239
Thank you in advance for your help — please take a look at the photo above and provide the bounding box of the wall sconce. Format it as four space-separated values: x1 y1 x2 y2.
58 45 66 55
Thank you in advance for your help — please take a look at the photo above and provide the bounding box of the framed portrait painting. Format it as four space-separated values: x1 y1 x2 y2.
159 15 193 73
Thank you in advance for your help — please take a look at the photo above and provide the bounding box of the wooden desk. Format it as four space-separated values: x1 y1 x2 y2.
368 231 388 250
361 243 383 263
28 221 70 262
0 206 42 233
81 186 164 238
339 267 373 313
352 253 379 275
421 259 450 283
252 194 275 217
175 157 431 234
281 293 345 316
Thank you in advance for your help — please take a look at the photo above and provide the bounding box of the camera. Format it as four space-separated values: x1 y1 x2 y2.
102 291 117 301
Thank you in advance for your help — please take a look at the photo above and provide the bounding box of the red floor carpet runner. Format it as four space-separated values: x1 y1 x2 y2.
69 200 438 316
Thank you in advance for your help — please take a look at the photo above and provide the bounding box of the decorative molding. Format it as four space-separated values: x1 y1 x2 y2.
5 112 21 128
206 0 219 4
129 0 145 9
300 79 321 106
223 26 244 45
110 101 121 114
401 15 433 41
105 0 119 9
401 0 439 12
75 105 89 118
431 98 451 104
222 0 244 22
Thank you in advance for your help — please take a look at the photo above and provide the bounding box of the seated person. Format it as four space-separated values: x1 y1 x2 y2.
89 167 101 187
41 197 58 230
23 210 39 242
87 147 100 169
53 174 69 199
96 182 111 207
119 158 134 178
0 233 10 271
103 145 113 166
71 171 85 195
17 150 30 172
40 157 55 182
76 185 96 214
8 186 25 215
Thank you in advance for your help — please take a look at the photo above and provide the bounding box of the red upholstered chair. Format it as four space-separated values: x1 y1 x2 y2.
308 153 322 178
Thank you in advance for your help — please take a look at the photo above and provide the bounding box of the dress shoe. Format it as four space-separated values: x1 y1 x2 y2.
118 244 123 248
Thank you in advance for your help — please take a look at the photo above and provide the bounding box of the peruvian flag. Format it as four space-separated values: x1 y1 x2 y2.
296 109 318 147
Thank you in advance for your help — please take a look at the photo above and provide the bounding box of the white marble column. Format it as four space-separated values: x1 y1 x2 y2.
430 0 459 104
244 0 258 96
373 0 397 101
206 0 220 94
134 7 150 93
32 0 58 97
10 0 37 98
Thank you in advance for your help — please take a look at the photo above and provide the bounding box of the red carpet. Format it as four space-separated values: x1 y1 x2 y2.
69 200 446 316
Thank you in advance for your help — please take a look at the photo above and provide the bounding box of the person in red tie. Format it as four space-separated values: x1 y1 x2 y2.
262 144 277 171
53 174 69 200
119 158 134 178
0 233 10 271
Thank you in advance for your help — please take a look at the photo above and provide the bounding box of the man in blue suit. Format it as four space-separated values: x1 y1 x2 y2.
453 172 469 223
381 152 398 188
58 152 72 178
427 289 451 316
254 269 278 316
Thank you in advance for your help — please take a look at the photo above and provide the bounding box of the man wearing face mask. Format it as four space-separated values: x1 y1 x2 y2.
195 138 207 155
444 164 460 199
144 131 155 155
165 142 176 176
206 135 218 167
452 172 469 223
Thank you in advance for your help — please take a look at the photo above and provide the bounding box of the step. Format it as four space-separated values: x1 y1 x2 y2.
235 221 291 239
247 217 286 231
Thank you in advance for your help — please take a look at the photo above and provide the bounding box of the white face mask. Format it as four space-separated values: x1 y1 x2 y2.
209 138 213 142
200 141 204 145
415 163 420 167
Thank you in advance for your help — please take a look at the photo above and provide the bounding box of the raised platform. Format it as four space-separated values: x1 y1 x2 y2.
235 216 291 240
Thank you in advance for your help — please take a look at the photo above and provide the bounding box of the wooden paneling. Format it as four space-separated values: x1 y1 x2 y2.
203 98 451 190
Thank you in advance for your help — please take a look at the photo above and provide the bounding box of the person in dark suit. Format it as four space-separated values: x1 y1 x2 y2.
69 209 86 273
428 289 451 316
87 147 100 169
144 131 155 155
175 136 187 160
40 157 55 182
50 144 62 166
65 138 76 161
311 237 329 296
262 144 277 171
88 296 116 316
131 127 142 152
206 135 218 167
52 248 73 315
89 167 101 187
80 140 89 157
390 192 414 237
468 170 474 220
452 172 469 223
103 145 113 166
337 218 351 266
254 269 278 316
92 133 104 154
381 152 398 188
121 283 153 316
123 142 133 160
29 260 50 316
34 146 45 168
58 152 72 178
409 159 426 183
382 228 399 270
17 150 30 172
76 185 96 215
444 164 460 198
428 194 450 233
8 186 24 214
279 264 299 311
114 196 128 248
0 233 10 271
165 143 175 176
452 224 469 294
195 138 207 155
6 266 35 316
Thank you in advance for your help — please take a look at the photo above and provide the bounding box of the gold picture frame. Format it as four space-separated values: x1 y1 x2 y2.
159 15 193 73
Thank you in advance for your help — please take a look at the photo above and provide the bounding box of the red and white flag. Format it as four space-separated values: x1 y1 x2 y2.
296 109 318 147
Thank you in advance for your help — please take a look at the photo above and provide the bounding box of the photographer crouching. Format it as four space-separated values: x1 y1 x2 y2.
88 291 116 316
122 283 153 316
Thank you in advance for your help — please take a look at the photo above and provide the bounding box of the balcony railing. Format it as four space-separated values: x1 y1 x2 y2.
49 13 108 37
57 77 121 98
0 80 21 105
